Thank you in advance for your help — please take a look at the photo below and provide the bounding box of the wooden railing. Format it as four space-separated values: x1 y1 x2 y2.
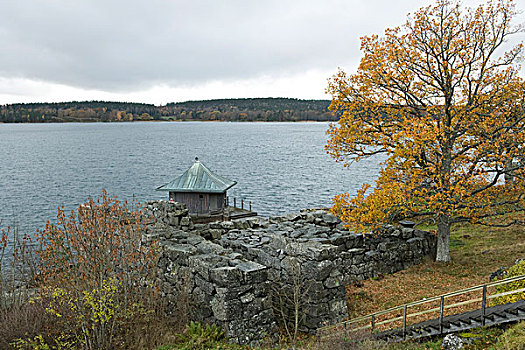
317 274 525 341
225 196 252 211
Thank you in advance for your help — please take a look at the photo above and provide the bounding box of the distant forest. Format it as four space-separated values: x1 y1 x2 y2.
0 98 335 123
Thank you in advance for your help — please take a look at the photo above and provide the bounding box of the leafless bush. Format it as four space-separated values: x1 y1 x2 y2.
172 267 191 331
0 221 48 349
0 222 37 310
271 246 313 349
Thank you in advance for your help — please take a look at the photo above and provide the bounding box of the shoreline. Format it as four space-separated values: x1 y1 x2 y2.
0 119 333 125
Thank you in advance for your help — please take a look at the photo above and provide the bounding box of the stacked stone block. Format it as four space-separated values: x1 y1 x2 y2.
143 201 436 341
144 202 274 345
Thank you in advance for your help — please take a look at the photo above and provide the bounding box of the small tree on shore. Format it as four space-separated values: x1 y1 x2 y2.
327 0 525 262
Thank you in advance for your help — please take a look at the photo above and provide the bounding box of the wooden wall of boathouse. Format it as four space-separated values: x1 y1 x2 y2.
169 192 225 215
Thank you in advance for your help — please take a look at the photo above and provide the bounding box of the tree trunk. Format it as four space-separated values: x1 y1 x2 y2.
436 215 451 263
504 157 514 186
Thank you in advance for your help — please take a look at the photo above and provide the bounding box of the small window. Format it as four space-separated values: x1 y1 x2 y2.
199 194 204 199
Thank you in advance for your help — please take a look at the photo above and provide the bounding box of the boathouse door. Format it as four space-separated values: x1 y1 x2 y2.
199 194 204 214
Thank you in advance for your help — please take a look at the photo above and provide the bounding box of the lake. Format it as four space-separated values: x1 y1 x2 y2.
0 121 384 236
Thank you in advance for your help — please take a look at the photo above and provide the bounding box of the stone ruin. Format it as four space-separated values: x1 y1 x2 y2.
143 200 437 345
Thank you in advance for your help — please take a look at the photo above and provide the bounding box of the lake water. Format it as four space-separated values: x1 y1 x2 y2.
0 122 384 236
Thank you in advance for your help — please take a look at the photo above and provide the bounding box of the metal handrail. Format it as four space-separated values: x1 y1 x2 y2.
318 274 525 336
225 196 252 211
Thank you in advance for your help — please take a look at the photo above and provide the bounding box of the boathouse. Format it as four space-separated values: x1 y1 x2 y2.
156 158 237 215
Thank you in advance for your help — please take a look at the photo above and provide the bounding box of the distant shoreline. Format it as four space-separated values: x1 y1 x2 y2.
0 119 333 124
0 97 336 123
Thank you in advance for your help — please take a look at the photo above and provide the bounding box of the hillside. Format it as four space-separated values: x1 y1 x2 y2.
0 98 334 123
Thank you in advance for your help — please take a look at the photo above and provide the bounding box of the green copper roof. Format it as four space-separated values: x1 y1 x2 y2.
156 158 237 194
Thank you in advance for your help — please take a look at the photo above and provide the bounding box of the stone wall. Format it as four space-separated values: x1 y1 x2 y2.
143 201 274 344
143 200 436 343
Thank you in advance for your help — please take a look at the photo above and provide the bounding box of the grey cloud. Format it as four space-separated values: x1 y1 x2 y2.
0 0 455 92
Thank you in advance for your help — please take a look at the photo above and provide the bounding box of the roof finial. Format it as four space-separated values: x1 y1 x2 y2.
195 157 199 162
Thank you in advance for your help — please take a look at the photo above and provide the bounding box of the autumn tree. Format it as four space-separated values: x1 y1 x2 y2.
37 191 160 349
327 0 525 262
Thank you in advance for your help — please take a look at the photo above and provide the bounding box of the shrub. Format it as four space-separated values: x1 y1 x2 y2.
35 190 161 350
0 300 55 350
12 334 77 350
184 321 225 342
0 224 36 310
0 223 48 350
165 322 245 350
492 261 525 306
494 321 525 350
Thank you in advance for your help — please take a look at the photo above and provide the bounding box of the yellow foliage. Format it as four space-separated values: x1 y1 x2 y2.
42 279 133 349
326 0 525 262
13 334 77 350
492 261 525 306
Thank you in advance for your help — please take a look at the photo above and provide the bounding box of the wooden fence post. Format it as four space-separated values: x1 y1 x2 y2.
403 305 408 340
439 296 444 334
482 285 487 326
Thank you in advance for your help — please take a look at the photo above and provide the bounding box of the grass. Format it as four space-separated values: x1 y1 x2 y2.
333 222 524 350
346 223 524 319
155 322 256 350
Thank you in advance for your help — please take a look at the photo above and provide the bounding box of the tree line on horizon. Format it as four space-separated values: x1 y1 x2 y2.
0 98 334 123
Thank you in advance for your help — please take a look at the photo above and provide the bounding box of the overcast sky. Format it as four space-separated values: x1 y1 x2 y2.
0 0 524 105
